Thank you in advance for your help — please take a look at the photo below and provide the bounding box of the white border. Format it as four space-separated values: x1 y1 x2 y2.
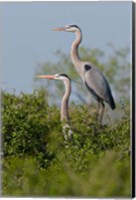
0 0 134 2
0 0 135 199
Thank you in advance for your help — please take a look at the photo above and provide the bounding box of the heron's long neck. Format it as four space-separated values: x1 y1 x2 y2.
71 29 82 72
61 80 71 122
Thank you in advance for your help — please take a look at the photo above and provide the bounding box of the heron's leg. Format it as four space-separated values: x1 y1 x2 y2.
97 101 101 119
96 101 101 122
98 101 105 124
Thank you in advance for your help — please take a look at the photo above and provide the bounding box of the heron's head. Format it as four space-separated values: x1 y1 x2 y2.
52 24 81 33
37 73 71 82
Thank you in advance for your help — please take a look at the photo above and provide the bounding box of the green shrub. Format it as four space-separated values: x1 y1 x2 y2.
2 90 130 197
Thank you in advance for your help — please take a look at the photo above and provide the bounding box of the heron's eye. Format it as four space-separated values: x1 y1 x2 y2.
84 65 91 71
55 74 60 77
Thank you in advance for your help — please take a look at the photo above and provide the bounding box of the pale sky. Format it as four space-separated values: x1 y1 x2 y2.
1 1 132 94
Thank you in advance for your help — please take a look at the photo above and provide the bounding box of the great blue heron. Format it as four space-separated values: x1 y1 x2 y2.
38 73 72 139
52 25 116 124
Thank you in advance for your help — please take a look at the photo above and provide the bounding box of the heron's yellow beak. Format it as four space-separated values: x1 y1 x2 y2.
52 27 65 31
37 75 55 79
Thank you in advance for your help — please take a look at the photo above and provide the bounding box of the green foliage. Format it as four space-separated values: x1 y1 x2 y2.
2 90 130 197
2 89 61 167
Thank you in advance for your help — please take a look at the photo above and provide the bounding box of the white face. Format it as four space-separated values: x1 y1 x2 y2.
54 74 64 80
54 74 60 80
65 25 78 32
54 74 69 82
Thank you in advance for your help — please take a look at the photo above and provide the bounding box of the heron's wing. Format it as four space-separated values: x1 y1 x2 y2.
84 66 115 107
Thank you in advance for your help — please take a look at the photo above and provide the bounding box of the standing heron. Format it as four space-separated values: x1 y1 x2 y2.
52 25 116 124
38 73 72 139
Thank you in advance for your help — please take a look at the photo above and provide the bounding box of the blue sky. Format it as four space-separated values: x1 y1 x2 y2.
1 1 132 94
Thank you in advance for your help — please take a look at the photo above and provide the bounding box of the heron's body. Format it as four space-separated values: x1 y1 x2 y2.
53 25 116 123
84 63 115 109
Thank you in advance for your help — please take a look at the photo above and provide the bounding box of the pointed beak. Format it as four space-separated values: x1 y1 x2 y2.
37 75 55 79
51 27 65 31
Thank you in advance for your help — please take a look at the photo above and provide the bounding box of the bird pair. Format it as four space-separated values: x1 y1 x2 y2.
38 25 116 125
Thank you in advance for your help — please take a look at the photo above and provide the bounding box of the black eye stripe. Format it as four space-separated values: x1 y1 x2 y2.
84 65 91 71
59 73 71 80
69 25 80 29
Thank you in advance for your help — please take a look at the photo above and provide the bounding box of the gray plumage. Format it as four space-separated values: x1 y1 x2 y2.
53 25 116 124
84 64 115 109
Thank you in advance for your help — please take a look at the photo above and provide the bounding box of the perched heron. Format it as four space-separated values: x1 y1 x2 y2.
38 73 72 139
52 25 116 124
